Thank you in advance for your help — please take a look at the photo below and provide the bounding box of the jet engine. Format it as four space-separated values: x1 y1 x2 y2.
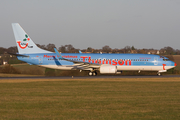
99 65 117 74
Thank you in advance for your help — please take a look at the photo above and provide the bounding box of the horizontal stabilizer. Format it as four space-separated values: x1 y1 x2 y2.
7 52 29 57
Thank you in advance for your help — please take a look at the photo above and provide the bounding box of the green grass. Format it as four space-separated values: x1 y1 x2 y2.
12 64 45 75
0 78 180 120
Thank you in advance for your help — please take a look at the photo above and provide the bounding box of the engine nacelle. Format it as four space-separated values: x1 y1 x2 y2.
100 65 117 74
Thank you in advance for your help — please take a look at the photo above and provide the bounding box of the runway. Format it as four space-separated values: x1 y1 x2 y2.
1 75 180 79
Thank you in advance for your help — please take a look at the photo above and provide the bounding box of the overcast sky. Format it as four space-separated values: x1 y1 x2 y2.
0 0 180 49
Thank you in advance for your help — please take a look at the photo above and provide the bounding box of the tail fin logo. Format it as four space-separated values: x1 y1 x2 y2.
23 34 30 41
17 34 33 49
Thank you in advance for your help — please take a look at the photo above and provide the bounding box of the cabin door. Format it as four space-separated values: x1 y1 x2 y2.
39 56 43 64
154 57 158 65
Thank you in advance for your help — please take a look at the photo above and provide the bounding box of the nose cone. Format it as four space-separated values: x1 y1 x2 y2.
174 63 177 67
171 61 176 67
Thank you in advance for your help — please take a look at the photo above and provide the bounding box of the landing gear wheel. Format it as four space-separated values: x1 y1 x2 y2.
89 72 93 76
157 73 161 76
93 71 97 76
89 71 97 76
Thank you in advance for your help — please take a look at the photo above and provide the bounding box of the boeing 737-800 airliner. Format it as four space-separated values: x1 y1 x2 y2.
11 23 176 76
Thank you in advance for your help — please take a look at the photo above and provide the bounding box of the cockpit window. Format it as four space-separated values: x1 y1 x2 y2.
163 58 170 61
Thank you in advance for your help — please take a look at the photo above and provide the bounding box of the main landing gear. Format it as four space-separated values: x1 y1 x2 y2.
88 71 97 76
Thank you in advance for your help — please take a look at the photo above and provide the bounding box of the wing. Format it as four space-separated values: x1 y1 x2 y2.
54 48 100 70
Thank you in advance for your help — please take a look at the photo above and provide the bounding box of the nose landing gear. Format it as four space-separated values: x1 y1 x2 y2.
157 72 161 76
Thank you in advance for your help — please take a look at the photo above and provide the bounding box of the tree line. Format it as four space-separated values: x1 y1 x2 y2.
0 43 180 55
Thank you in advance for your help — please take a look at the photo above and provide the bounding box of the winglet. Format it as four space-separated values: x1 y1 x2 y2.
54 48 63 59
79 50 82 53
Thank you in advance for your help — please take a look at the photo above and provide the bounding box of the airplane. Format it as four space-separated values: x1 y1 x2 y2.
11 23 176 76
